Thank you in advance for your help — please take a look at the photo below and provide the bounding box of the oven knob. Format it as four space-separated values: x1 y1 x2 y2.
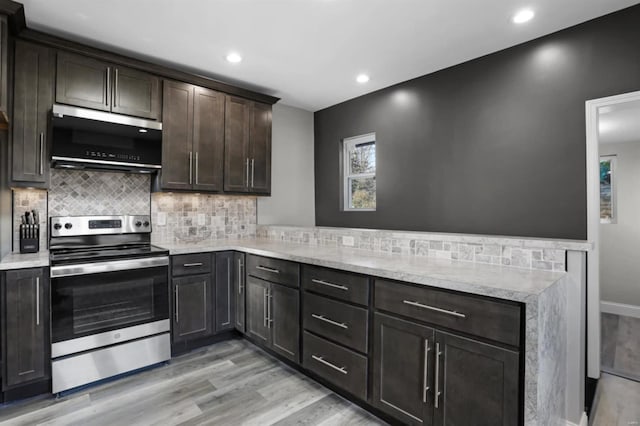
143 221 150 227
64 223 73 229
135 221 142 227
53 223 62 230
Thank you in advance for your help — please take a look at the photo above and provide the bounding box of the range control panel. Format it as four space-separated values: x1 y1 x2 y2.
50 215 152 237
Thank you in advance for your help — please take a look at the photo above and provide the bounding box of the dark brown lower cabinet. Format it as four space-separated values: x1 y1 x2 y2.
2 268 50 390
214 252 235 332
172 274 214 344
372 312 519 426
234 252 246 333
245 276 299 363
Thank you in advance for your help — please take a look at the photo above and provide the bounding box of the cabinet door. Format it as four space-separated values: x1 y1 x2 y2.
245 276 270 345
193 87 225 192
0 15 8 124
161 80 193 190
12 40 54 186
111 66 161 120
234 252 246 333
433 331 519 426
56 51 110 111
372 313 435 426
249 102 272 194
3 269 49 389
172 274 214 343
223 95 250 192
270 283 300 363
214 252 235 332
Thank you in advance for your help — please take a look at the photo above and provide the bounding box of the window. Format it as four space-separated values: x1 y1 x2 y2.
343 133 376 210
600 155 616 223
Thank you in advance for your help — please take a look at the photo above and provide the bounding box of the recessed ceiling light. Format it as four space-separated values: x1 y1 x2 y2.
356 74 370 84
513 8 535 24
226 52 242 63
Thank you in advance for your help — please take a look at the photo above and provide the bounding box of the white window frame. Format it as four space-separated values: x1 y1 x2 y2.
343 133 376 211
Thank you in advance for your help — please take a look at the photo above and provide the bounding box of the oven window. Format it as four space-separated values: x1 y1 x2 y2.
52 266 169 343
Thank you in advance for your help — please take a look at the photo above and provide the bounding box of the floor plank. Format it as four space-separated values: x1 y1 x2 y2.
0 338 386 426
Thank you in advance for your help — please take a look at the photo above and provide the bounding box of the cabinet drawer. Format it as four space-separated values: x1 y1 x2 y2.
303 331 367 401
303 293 368 353
172 253 212 277
302 265 369 306
247 254 299 288
374 279 521 347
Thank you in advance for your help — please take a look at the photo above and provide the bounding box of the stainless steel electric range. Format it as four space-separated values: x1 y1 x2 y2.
49 215 170 394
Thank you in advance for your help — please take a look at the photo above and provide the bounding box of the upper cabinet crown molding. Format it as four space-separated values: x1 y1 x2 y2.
18 28 279 105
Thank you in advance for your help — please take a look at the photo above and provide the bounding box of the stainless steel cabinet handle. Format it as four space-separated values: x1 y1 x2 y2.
256 265 280 274
311 279 348 291
251 158 255 188
311 355 348 375
189 152 193 185
39 133 44 175
245 158 250 187
195 152 199 184
267 288 273 327
106 67 110 106
311 314 348 329
403 300 466 319
175 286 179 323
422 339 430 403
435 342 442 408
183 262 203 267
36 277 40 325
238 259 243 295
263 288 268 327
114 68 118 106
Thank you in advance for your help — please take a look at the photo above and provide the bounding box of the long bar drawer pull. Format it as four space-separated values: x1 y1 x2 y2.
311 314 348 329
256 265 280 274
183 262 203 267
311 355 348 375
311 279 348 291
422 339 430 403
403 300 466 319
435 342 442 408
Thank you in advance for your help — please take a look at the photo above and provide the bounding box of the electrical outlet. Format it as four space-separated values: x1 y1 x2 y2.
342 236 355 247
197 213 206 226
157 212 167 226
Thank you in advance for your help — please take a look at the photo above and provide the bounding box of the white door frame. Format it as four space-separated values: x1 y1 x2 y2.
585 89 640 378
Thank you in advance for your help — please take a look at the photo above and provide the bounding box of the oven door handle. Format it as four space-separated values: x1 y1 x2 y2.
50 257 170 278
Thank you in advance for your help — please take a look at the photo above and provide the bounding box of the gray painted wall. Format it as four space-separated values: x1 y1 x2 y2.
314 4 640 240
258 103 315 226
0 132 11 258
600 141 640 307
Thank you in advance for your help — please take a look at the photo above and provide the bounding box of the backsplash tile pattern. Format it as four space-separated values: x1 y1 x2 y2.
48 170 150 216
12 189 48 252
257 225 567 272
151 193 257 245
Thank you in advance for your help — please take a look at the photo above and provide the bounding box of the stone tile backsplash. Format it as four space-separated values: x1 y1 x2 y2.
12 189 48 252
151 193 257 245
256 225 567 272
48 170 150 216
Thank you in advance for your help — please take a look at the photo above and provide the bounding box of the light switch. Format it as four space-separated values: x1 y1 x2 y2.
342 236 355 247
157 212 167 226
197 213 206 226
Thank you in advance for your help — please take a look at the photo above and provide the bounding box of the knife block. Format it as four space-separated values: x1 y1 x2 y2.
19 224 40 253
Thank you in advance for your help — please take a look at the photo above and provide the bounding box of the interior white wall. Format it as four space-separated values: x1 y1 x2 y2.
257 103 315 226
600 139 640 307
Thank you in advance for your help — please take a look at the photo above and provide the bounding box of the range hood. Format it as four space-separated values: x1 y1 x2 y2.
51 104 163 174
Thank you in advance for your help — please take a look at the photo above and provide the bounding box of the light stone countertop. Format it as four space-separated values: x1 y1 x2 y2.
160 239 565 303
0 250 50 271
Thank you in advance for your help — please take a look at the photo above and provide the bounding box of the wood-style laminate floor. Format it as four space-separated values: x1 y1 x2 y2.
601 313 640 381
0 339 386 426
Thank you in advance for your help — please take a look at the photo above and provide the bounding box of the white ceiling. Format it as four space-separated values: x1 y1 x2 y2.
599 100 640 145
20 0 640 111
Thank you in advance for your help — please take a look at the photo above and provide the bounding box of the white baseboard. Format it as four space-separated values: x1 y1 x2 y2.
601 301 640 319
566 412 588 426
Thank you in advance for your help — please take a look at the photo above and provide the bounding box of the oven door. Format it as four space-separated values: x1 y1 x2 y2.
50 257 169 347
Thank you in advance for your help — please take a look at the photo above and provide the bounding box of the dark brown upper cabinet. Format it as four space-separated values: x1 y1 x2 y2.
56 51 160 120
0 15 9 126
12 40 54 188
224 96 272 194
161 80 225 192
